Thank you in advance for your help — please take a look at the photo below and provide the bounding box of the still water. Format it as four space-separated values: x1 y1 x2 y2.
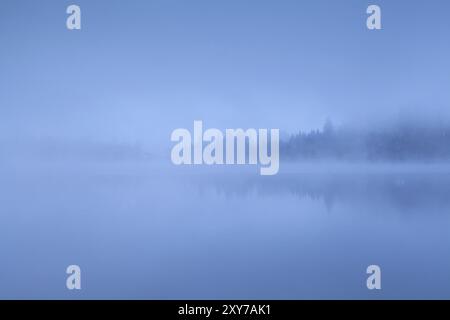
1 161 450 299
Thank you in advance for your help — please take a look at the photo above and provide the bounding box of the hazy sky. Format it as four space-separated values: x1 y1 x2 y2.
1 0 450 146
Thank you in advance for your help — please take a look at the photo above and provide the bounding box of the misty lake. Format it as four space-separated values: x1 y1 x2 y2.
1 161 450 299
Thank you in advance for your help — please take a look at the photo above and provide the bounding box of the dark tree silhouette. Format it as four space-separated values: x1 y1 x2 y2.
281 120 450 162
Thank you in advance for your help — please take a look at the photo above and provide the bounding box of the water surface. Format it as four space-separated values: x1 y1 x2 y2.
1 162 449 299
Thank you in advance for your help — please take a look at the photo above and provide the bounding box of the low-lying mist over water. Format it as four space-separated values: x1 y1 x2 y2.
3 112 450 298
2 162 450 299
2 0 450 301
3 116 450 299
5 116 450 164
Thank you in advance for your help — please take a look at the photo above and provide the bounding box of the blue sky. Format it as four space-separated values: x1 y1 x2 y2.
1 0 450 147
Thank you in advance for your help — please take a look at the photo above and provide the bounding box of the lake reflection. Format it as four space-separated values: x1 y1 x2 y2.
193 170 450 214
1 163 450 299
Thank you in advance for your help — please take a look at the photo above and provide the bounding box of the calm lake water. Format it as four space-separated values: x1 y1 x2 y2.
1 161 450 299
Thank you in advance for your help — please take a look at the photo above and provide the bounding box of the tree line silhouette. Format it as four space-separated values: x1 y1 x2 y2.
281 119 450 161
